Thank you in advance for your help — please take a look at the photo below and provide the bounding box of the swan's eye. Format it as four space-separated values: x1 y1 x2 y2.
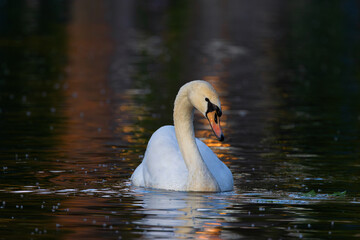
205 98 222 118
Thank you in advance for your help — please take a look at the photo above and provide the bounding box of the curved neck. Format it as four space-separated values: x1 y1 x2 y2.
173 84 219 192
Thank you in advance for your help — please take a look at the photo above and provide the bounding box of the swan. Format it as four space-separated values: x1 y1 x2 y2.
131 80 233 192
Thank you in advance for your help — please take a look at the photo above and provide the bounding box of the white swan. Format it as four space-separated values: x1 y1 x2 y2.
131 80 233 192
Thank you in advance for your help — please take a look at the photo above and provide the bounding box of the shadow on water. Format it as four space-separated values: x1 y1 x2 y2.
0 1 70 239
0 0 68 183
0 0 360 239
268 0 360 194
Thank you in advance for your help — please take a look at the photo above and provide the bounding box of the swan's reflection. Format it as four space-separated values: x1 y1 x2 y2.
132 188 239 239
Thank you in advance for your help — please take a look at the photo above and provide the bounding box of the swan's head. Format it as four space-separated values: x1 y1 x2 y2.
188 80 224 141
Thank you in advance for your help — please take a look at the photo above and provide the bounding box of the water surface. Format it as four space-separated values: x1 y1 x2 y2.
0 1 359 239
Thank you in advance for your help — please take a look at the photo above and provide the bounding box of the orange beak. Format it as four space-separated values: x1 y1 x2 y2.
206 111 224 141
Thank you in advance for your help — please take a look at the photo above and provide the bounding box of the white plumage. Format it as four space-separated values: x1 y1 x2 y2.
131 81 233 192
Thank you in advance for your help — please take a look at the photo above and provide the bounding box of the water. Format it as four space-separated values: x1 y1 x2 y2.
1 0 360 239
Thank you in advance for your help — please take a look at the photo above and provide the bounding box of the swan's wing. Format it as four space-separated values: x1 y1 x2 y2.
196 139 234 191
131 126 188 191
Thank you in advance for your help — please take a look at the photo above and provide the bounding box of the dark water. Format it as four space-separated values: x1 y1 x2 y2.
1 0 360 239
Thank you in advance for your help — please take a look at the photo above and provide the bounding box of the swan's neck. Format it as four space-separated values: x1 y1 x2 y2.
173 85 220 192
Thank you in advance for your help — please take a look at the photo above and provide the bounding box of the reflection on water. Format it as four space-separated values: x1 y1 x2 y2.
132 189 238 239
0 0 360 239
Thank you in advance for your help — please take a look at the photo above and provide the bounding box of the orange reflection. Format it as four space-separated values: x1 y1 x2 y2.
50 0 114 181
50 0 115 239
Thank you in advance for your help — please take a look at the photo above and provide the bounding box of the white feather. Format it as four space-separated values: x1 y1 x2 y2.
131 81 233 192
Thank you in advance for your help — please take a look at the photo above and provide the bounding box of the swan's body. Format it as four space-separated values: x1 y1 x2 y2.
131 80 233 192
131 126 233 191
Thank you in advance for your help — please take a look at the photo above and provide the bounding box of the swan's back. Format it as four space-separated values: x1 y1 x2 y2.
131 126 188 191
